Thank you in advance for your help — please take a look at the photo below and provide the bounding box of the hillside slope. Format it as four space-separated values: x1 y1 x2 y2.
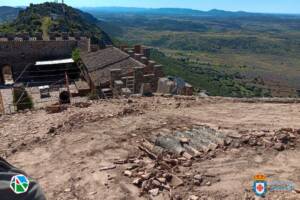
0 6 21 23
0 3 112 44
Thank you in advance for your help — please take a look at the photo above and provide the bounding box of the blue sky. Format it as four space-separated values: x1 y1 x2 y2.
1 0 300 14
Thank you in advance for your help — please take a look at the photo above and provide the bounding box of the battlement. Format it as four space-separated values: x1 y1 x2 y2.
0 32 89 42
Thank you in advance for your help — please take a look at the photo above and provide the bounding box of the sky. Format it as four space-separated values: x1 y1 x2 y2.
1 0 300 14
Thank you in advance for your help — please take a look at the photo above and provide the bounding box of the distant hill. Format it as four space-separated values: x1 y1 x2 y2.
0 6 22 23
0 3 112 44
85 6 300 97
82 7 300 18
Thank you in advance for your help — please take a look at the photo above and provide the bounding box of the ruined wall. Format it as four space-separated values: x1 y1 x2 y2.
0 39 90 84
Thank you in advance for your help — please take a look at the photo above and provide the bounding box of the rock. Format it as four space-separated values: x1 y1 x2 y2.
48 126 56 134
194 175 203 182
157 177 166 184
182 160 193 167
142 180 150 191
152 179 161 187
141 173 152 180
248 137 257 146
132 178 143 187
274 143 284 151
88 191 97 195
224 138 232 146
256 132 266 137
172 194 182 200
163 173 173 182
162 184 171 191
228 133 242 139
233 141 241 148
175 102 181 108
177 157 187 162
193 180 201 186
124 170 133 177
280 128 293 132
64 188 71 192
242 135 251 144
289 133 296 139
179 137 190 144
11 148 17 154
256 141 263 146
188 195 199 200
295 129 300 135
206 181 211 186
277 133 289 144
293 188 300 193
113 159 127 164
126 164 139 170
99 165 116 171
170 174 184 188
149 188 159 196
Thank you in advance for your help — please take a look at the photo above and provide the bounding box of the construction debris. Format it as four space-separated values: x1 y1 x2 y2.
73 102 91 108
119 125 300 198
45 103 67 114
99 165 116 171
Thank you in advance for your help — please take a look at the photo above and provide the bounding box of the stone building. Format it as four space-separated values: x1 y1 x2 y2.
80 45 165 98
0 31 192 107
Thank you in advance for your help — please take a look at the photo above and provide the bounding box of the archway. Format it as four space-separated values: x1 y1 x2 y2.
2 65 14 85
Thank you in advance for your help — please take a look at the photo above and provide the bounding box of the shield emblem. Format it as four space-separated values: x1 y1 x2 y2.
253 180 267 196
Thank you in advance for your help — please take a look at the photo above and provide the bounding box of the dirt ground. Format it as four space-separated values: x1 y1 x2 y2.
1 95 300 200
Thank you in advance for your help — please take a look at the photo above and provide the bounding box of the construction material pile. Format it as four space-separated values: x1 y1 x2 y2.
118 126 227 198
119 126 300 198
233 128 300 151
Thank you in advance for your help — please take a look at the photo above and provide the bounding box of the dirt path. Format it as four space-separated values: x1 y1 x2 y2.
1 96 300 199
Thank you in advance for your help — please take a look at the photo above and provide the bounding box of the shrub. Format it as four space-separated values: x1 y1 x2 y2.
13 85 34 111
72 48 81 63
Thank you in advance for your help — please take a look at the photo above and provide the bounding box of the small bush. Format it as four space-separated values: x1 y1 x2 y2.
13 85 34 111
72 48 81 63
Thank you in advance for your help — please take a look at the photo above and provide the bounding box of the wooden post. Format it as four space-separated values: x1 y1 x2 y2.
65 72 72 103
0 90 4 114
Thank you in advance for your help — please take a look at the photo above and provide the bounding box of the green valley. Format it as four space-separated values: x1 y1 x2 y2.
86 8 300 97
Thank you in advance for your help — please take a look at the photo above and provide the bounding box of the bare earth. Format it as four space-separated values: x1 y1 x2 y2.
0 96 300 200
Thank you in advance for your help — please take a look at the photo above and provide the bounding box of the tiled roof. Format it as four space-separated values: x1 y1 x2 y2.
81 47 145 85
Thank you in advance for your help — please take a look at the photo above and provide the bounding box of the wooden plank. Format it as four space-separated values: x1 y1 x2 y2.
0 90 4 114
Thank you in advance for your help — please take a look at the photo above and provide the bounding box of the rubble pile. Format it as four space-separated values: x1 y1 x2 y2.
229 128 300 151
118 150 204 199
120 126 300 198
73 102 92 108
118 126 227 198
45 103 68 114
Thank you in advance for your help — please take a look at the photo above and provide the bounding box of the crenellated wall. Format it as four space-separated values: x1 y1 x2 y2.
0 38 90 85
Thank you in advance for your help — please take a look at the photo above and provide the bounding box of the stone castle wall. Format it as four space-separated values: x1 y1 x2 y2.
0 39 90 84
